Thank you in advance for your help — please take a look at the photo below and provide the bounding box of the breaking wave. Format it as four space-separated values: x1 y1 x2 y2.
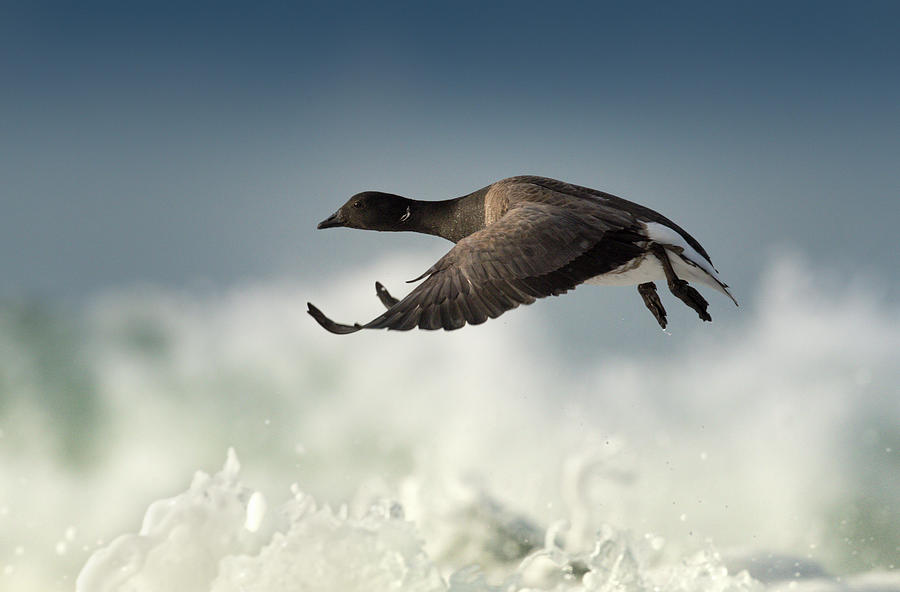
0 254 897 591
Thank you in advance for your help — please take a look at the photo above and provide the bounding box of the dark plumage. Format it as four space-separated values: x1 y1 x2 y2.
308 176 737 333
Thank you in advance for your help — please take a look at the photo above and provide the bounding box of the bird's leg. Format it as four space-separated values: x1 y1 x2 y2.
637 282 667 329
374 281 399 308
650 244 711 322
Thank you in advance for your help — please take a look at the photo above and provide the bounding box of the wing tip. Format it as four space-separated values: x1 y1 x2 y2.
307 302 364 334
719 284 739 307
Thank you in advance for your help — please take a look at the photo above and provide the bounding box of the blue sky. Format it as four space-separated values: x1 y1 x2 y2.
3 1 898 314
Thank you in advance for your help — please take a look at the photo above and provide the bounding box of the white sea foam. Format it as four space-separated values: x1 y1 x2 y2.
74 448 900 592
0 253 898 591
77 449 765 592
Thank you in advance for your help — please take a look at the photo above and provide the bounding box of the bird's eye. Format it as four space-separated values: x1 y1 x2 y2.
353 201 364 209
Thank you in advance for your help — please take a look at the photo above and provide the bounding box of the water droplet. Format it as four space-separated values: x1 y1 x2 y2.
245 491 266 533
223 448 241 476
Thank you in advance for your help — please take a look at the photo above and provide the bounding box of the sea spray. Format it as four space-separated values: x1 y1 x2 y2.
2 255 899 591
77 450 768 592
76 450 264 592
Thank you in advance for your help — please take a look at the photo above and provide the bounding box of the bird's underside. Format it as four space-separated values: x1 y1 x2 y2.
306 243 713 333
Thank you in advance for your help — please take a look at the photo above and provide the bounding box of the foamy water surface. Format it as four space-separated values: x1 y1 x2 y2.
0 254 897 591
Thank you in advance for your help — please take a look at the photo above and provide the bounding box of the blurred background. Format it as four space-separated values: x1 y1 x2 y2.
1 1 898 591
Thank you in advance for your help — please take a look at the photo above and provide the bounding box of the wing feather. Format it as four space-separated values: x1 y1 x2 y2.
328 200 643 332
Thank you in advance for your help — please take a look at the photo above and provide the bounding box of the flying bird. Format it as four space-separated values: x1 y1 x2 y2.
308 176 737 333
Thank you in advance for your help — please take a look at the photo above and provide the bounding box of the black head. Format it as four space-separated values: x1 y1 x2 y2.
317 191 413 231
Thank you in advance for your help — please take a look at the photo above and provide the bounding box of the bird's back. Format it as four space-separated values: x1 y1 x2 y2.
486 175 712 264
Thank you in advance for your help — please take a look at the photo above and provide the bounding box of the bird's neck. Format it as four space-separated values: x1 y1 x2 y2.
407 188 487 243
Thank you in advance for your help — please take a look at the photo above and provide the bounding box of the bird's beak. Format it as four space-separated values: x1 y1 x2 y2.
317 211 344 229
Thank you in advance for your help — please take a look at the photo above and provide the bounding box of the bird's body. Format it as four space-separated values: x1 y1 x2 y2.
309 176 736 333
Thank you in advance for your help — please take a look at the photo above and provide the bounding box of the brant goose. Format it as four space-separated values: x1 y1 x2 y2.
308 176 737 333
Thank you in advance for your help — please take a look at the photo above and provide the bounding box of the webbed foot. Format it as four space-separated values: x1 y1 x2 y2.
669 278 711 322
638 282 668 329
650 244 712 323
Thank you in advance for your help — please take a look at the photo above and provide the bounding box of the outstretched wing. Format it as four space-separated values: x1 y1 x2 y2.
308 199 646 333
